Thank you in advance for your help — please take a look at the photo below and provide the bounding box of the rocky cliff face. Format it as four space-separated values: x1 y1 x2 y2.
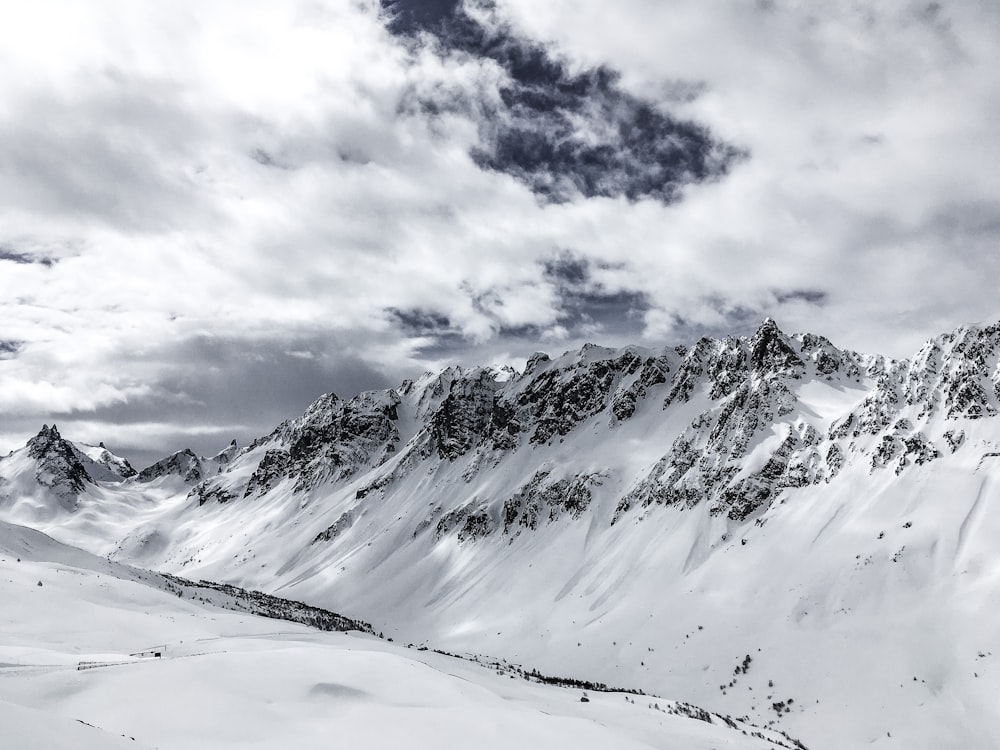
6 319 1000 750
73 442 137 481
9 320 1000 542
177 319 1000 544
0 427 143 514
24 424 93 508
136 448 205 483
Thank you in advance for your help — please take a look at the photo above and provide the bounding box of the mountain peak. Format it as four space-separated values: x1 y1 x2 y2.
749 317 803 374
754 316 782 337
27 424 65 459
212 439 240 466
23 423 92 504
137 448 204 484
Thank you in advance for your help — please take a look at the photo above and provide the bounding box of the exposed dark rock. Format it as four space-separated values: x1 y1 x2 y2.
943 429 965 453
213 439 239 467
825 443 845 479
502 471 598 534
800 333 843 376
520 350 642 443
430 370 501 460
313 510 355 543
898 433 941 474
436 504 496 543
244 449 291 498
664 337 713 407
282 390 402 491
188 482 235 506
945 371 995 420
26 424 92 504
84 446 137 479
708 338 747 400
611 354 672 420
137 449 203 483
749 319 804 375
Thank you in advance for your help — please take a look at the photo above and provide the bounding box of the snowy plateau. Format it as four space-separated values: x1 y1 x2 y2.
1 319 999 749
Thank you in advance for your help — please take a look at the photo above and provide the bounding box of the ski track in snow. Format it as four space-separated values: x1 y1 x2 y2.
809 505 844 546
955 476 987 564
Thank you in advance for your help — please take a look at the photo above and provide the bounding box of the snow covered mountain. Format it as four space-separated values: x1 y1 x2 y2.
2 519 792 750
3 318 1000 748
0 425 136 516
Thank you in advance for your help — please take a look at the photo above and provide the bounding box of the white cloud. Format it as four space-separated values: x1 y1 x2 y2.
494 0 1000 351
0 0 998 458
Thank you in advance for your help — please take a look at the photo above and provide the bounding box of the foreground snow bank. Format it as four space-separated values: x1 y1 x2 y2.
0 521 793 750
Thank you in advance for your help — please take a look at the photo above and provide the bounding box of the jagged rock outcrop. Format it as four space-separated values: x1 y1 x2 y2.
25 424 92 506
611 353 672 420
435 503 496 543
78 442 137 479
313 509 356 544
748 318 805 375
244 449 292 498
517 346 644 444
137 449 204 483
188 482 235 506
278 390 402 491
204 319 1000 540
429 370 503 460
502 470 600 535
35 318 1000 549
212 439 240 468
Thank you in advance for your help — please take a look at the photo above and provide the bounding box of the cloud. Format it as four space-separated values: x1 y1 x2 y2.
0 247 55 267
541 251 650 337
386 0 745 203
0 329 397 467
0 0 998 461
0 340 21 359
491 0 1000 345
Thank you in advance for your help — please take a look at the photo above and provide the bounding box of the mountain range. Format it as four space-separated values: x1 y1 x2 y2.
2 318 999 749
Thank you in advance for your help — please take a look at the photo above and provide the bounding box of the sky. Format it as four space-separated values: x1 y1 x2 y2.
1 0 999 467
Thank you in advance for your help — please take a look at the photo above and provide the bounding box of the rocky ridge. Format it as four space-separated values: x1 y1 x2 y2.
142 319 998 551
24 424 93 508
4 319 999 750
6 320 1000 542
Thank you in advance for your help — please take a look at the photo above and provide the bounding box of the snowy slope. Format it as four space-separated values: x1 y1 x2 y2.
73 442 137 481
0 521 792 750
3 319 1000 748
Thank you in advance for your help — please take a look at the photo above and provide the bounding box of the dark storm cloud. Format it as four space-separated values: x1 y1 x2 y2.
387 306 453 335
385 306 474 357
541 252 650 335
387 251 650 353
774 289 828 306
383 0 460 33
542 252 589 285
0 247 54 267
666 304 764 346
0 340 22 359
383 0 746 203
48 333 395 467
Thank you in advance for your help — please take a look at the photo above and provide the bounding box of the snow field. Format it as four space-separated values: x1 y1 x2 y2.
0 522 785 749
